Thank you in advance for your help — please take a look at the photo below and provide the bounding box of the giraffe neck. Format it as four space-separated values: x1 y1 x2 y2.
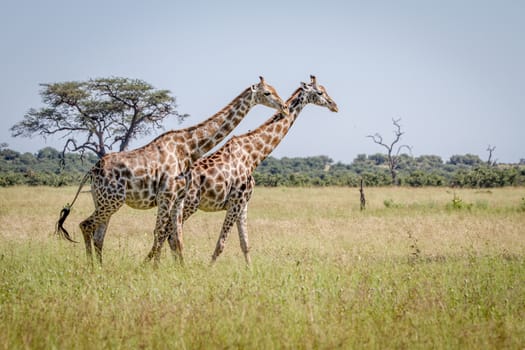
146 87 254 165
241 88 307 170
184 87 254 160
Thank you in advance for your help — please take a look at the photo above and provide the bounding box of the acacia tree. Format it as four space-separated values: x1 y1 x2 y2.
367 118 412 185
11 77 188 159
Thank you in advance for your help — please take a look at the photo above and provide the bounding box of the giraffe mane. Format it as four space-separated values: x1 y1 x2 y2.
146 86 252 144
285 87 304 105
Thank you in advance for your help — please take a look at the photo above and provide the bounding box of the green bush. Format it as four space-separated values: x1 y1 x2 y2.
447 194 473 210
383 198 402 208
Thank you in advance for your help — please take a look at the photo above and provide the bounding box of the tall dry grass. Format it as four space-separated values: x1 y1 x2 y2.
0 186 524 349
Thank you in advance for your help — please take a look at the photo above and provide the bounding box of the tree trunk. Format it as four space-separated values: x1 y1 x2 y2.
359 179 366 211
391 169 397 186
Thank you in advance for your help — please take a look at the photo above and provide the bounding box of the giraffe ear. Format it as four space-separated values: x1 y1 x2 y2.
301 81 309 89
251 84 258 92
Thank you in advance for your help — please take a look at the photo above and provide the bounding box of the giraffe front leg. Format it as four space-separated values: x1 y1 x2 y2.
166 196 199 262
149 232 165 269
149 194 176 268
143 232 159 264
167 198 185 266
165 221 183 265
165 186 200 263
166 175 189 266
152 224 169 268
236 203 251 265
143 229 167 268
211 205 240 264
237 179 254 265
144 224 166 264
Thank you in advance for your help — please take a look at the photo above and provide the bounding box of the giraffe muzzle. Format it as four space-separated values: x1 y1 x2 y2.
329 103 339 113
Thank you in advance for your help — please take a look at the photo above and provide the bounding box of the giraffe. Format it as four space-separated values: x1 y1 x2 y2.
56 77 287 266
153 75 338 264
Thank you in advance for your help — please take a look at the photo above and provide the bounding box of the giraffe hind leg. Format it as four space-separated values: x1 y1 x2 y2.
79 175 125 266
79 209 117 266
211 205 241 263
93 222 109 264
80 217 95 266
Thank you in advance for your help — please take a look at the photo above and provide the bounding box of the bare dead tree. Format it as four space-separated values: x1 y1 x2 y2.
486 145 497 166
359 178 366 211
367 118 412 186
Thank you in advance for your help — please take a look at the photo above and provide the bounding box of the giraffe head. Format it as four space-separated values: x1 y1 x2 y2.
251 76 288 115
301 75 339 112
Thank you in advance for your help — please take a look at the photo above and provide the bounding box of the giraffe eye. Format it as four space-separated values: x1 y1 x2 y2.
317 91 323 96
264 91 271 96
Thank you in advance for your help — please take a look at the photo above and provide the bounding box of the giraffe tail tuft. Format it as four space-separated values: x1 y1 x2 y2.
55 204 78 243
55 170 91 244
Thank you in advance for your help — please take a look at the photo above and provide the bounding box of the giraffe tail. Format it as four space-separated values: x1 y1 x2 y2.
56 205 78 243
55 171 91 243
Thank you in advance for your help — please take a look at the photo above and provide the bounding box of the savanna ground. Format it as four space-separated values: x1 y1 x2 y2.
0 186 524 349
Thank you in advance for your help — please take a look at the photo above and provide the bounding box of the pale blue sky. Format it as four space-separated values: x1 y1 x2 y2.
1 0 524 163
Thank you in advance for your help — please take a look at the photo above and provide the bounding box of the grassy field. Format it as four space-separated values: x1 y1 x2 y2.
0 186 524 349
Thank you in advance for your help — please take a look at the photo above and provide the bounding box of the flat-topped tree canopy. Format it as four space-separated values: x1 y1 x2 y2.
10 77 188 159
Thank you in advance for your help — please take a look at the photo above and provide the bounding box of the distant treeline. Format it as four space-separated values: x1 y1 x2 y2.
0 147 98 187
1 147 524 188
255 154 525 187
